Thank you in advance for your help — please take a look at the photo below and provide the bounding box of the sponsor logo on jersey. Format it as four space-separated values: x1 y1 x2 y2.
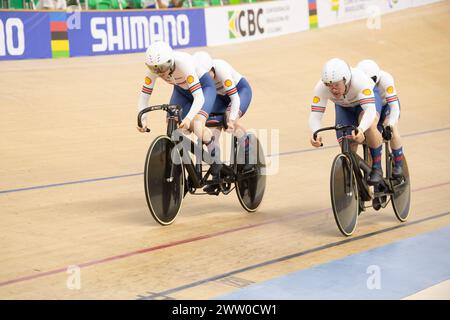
187 75 194 84
313 96 320 104
387 86 394 94
224 79 232 87
363 89 372 96
145 77 152 85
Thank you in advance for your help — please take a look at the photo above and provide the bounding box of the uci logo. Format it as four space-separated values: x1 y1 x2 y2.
228 9 264 39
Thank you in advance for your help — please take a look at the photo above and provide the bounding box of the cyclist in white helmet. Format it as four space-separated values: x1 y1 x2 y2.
309 58 384 185
137 41 216 145
193 51 253 194
357 59 404 178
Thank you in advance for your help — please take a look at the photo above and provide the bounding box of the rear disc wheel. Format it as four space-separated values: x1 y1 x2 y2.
391 156 411 222
235 134 266 212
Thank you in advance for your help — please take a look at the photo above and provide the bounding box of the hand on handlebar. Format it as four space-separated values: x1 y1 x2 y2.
137 118 148 133
352 128 365 143
310 134 323 148
179 118 191 130
137 125 149 133
226 120 235 132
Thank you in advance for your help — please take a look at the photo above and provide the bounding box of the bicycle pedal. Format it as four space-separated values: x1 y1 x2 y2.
203 184 220 195
206 189 220 196
395 177 406 184
373 201 382 211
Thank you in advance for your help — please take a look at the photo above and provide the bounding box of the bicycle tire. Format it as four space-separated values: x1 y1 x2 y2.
235 134 266 212
144 135 184 225
330 154 359 236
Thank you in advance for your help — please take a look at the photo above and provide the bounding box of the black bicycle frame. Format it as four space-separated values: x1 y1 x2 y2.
137 104 181 135
138 105 236 189
175 136 216 188
314 125 372 201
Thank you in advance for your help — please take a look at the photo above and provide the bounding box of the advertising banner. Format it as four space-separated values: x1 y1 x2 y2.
205 0 310 46
0 11 52 60
0 0 443 61
68 9 207 57
315 0 441 28
410 0 442 7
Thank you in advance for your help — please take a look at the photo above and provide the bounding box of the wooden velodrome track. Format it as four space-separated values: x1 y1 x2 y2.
1 1 449 299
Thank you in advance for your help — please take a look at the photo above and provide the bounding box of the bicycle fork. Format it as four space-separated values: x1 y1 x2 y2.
343 157 354 197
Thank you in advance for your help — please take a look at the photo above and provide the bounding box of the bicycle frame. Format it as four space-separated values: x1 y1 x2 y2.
138 105 238 192
314 125 373 202
314 125 410 229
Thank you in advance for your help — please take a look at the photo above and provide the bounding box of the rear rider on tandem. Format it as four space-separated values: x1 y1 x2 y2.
356 59 405 179
193 51 253 195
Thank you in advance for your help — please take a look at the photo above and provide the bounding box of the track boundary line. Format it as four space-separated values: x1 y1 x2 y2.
1 126 449 195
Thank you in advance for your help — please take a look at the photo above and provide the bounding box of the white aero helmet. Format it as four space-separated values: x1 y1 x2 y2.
357 59 381 84
321 58 352 85
193 51 213 73
145 41 174 74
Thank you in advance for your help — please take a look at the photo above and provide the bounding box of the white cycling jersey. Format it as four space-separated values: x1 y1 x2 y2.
309 68 377 134
138 51 206 122
376 70 400 126
211 59 243 121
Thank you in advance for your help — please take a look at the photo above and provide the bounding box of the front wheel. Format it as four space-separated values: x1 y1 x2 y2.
235 133 266 212
330 154 359 236
390 156 411 222
144 135 184 225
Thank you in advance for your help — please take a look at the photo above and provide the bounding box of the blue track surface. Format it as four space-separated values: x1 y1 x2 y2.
217 226 450 300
